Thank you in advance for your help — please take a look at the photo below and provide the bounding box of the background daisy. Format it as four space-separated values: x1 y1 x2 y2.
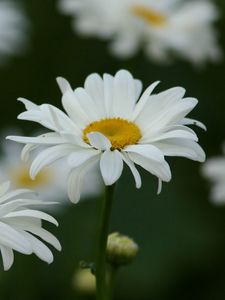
0 0 28 64
0 132 103 207
58 0 221 64
202 143 225 204
0 181 61 271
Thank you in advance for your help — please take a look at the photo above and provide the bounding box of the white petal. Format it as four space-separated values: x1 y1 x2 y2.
103 73 114 118
181 118 207 131
74 87 100 120
21 144 39 162
0 181 10 197
67 155 100 203
87 132 111 150
0 246 14 271
43 104 80 134
142 129 198 144
68 149 100 167
84 73 106 117
61 90 88 126
120 152 141 188
56 77 73 94
4 210 58 226
18 97 39 110
154 139 206 162
128 152 171 182
14 221 61 250
0 189 34 204
132 81 160 119
112 70 136 118
0 222 32 254
125 144 164 163
24 226 61 251
157 179 162 195
20 231 54 264
134 79 143 101
6 134 65 145
135 87 187 129
100 150 123 185
30 144 75 179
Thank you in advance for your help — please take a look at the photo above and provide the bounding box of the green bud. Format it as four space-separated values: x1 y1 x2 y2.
106 232 139 266
73 268 96 295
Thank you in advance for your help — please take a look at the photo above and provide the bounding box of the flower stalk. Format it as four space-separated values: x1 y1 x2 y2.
96 184 115 300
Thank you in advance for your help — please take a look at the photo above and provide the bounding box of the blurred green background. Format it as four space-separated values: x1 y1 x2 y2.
1 0 225 299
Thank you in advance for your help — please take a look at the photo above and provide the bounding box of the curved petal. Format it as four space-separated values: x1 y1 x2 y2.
125 144 164 163
74 87 101 121
30 144 75 179
100 150 123 185
0 221 32 254
132 81 160 120
4 210 59 226
128 152 171 182
67 155 100 203
153 138 206 162
68 149 100 167
87 132 111 151
56 77 73 94
0 181 10 197
120 152 142 188
181 118 207 131
20 230 53 264
61 90 89 126
0 245 14 271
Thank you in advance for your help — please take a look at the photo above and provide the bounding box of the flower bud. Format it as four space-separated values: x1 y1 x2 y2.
106 232 139 266
73 269 96 295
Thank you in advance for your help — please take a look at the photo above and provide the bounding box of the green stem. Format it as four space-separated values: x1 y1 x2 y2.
96 184 115 300
107 265 118 300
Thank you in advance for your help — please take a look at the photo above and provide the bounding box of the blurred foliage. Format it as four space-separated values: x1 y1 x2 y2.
0 0 225 299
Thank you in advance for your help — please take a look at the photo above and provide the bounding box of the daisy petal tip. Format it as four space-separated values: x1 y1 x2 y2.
56 77 71 94
69 193 80 205
17 97 26 103
136 182 142 189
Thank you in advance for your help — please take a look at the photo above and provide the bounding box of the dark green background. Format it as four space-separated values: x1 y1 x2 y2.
0 0 225 299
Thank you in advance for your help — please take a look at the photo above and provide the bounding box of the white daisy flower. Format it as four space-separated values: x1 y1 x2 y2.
0 137 102 204
0 1 28 63
58 0 221 64
202 144 225 204
7 70 205 203
0 181 61 271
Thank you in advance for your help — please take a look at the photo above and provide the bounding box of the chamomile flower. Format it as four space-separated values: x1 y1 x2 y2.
202 144 225 204
0 137 102 204
58 0 221 64
7 70 205 203
0 1 28 63
0 181 61 271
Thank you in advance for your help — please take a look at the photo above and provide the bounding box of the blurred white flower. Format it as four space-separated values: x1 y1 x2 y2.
0 1 28 63
7 70 205 203
0 136 103 204
58 0 221 64
202 145 225 204
0 181 61 271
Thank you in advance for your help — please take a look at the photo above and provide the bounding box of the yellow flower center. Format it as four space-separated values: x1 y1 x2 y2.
83 118 142 150
10 165 52 189
132 6 167 26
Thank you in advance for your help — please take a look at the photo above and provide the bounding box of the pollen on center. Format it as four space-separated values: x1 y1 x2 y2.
131 5 167 27
83 118 142 150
